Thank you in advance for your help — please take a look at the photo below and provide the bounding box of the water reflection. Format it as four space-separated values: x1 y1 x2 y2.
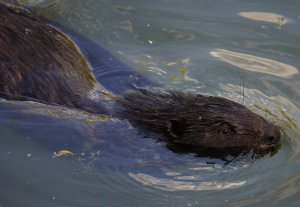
1 100 113 124
129 171 246 191
128 162 250 192
239 12 292 28
134 27 196 44
113 5 135 14
210 49 298 77
112 20 133 32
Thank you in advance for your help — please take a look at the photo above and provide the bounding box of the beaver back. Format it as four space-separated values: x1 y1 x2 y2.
0 2 98 109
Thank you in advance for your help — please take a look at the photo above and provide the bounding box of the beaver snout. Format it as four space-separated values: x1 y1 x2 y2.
261 122 281 146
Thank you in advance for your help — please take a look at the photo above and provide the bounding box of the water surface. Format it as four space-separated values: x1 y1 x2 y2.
1 0 300 206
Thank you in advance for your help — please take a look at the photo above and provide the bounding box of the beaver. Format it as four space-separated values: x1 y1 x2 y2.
0 1 281 156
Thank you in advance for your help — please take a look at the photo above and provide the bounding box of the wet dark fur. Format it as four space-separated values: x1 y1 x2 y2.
0 1 102 113
0 1 281 156
119 90 280 152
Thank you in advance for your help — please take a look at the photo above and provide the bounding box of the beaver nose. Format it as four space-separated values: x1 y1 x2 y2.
262 123 281 145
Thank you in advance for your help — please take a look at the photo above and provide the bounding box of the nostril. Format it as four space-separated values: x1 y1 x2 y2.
267 136 276 145
266 136 280 145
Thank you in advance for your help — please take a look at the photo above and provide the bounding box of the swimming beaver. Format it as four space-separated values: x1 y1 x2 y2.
0 1 280 155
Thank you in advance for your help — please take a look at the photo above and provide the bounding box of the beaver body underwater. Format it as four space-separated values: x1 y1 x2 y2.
0 1 280 156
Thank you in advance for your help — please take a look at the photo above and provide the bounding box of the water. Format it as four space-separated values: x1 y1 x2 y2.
1 0 300 206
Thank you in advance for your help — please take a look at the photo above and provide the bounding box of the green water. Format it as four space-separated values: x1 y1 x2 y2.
1 0 300 206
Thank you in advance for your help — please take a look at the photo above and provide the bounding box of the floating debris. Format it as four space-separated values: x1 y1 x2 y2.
53 150 74 158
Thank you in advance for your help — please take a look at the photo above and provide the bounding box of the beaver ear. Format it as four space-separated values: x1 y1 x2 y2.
167 120 187 138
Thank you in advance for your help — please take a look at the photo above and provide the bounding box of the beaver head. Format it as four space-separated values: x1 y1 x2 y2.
119 89 280 154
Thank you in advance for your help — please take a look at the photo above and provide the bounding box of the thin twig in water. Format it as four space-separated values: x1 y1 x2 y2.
239 75 245 103
242 79 245 104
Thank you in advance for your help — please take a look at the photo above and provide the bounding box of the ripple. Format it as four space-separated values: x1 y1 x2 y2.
128 159 251 192
135 28 196 44
129 172 246 191
112 20 134 33
113 5 135 15
239 12 292 28
210 49 298 77
0 99 113 124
